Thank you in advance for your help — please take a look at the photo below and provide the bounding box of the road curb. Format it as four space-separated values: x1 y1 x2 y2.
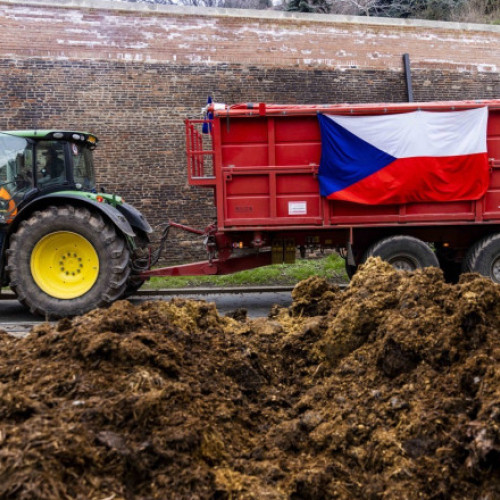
0 283 348 301
0 285 297 301
135 285 296 296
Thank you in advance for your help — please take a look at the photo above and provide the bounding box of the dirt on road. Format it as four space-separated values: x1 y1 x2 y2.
0 258 498 499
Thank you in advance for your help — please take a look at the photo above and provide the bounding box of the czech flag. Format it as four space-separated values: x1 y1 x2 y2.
318 107 489 205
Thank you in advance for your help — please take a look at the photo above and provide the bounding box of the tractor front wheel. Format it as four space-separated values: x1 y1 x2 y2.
7 205 130 318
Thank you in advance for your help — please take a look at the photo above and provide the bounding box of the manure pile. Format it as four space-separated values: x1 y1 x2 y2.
0 258 499 500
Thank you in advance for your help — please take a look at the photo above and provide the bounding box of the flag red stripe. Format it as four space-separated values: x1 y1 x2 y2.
326 153 490 205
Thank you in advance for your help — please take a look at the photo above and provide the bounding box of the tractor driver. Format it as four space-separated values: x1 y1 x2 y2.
37 143 65 185
44 147 65 179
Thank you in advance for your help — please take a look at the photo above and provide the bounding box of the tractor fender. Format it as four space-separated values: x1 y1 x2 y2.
8 193 137 238
116 202 153 234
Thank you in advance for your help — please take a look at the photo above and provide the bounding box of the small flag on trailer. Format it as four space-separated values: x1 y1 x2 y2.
202 96 213 134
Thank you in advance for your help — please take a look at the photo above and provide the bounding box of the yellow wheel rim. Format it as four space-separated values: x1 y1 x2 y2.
31 232 99 299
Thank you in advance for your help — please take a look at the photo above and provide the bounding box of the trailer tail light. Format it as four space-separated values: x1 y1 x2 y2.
251 232 264 248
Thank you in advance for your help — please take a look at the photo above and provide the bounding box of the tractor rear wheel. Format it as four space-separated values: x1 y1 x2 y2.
7 205 130 318
121 232 150 299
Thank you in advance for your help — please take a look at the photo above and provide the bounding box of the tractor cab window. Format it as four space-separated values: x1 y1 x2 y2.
36 141 66 188
0 133 33 223
71 143 96 191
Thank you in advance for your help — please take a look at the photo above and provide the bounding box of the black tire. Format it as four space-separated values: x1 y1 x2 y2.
122 276 145 299
6 205 130 318
121 232 150 299
362 235 439 271
463 233 500 283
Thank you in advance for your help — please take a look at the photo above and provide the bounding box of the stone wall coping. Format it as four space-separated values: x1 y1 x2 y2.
1 0 499 34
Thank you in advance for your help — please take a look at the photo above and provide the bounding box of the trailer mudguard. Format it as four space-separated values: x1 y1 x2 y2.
8 193 137 238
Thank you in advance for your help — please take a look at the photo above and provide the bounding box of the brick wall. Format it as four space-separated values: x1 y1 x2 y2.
0 0 499 260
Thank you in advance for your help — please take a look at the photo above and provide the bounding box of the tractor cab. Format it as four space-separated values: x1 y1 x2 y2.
0 131 98 223
0 129 153 319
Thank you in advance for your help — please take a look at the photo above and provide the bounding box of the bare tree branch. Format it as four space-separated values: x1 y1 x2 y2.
109 0 499 22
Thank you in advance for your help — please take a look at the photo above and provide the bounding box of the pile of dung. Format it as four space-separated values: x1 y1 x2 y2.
0 258 499 499
268 259 500 499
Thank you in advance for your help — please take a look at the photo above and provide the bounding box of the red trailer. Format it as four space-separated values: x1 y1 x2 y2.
142 99 500 282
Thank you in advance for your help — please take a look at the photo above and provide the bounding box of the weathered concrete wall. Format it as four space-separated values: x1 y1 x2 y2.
0 0 499 260
1 0 498 72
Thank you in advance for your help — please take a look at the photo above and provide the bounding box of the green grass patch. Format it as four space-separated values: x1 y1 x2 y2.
143 253 348 289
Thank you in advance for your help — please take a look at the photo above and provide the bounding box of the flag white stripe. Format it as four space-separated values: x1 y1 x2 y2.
325 107 488 159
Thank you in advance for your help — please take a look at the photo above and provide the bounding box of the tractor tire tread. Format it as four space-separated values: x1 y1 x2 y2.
7 204 131 318
463 233 500 280
362 235 439 269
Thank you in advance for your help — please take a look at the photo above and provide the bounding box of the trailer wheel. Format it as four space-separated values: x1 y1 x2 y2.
463 233 500 283
362 235 439 271
6 205 130 318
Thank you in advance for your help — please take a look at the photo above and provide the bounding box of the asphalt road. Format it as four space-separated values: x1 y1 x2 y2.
0 290 294 336
139 290 293 317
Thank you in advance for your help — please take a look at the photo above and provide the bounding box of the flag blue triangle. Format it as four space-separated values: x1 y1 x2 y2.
318 114 396 197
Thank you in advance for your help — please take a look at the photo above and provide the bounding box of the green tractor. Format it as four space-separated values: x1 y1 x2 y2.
0 131 152 318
